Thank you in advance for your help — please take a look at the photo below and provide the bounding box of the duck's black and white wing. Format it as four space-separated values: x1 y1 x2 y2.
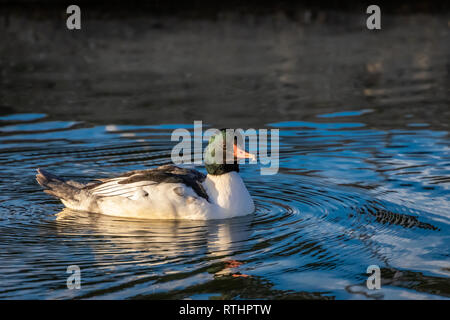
85 165 209 201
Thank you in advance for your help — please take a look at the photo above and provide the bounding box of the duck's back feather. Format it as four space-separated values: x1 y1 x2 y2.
86 165 209 201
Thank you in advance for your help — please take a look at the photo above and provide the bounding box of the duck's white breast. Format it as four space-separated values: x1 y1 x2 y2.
202 172 255 218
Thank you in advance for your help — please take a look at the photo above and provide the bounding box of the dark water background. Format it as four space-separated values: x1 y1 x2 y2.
0 4 449 299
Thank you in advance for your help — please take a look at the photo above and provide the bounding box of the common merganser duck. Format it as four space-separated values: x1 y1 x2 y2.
36 129 256 220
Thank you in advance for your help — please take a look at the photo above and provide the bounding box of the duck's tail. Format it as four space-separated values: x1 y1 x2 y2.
36 168 98 212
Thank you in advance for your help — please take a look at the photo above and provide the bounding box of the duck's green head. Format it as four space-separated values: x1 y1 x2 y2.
204 129 256 175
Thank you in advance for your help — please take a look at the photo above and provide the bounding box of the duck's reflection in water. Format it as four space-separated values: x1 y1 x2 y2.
55 209 254 278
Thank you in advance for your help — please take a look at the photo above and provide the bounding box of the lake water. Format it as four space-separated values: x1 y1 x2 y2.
0 9 449 299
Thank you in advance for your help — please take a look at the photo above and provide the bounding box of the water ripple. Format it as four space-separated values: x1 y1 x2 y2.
0 116 449 299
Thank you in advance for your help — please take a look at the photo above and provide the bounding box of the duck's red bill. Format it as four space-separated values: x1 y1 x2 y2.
233 144 256 161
